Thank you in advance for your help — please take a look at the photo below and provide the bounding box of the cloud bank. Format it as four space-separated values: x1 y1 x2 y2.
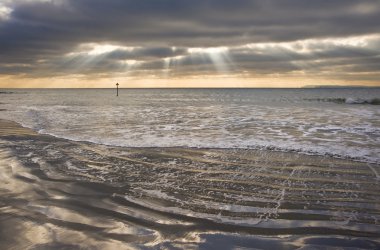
0 0 379 86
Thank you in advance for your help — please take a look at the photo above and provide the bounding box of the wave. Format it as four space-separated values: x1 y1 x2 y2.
305 97 380 105
8 114 379 165
345 97 380 105
24 127 380 165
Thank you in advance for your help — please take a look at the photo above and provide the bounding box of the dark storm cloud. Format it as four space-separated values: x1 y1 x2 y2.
0 0 379 80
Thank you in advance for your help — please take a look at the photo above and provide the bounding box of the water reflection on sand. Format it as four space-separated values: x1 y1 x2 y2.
0 120 379 249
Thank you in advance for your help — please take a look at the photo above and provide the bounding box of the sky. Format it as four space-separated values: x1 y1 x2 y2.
0 0 379 88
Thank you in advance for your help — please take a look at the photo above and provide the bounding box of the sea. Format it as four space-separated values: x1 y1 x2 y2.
0 88 379 249
1 88 379 163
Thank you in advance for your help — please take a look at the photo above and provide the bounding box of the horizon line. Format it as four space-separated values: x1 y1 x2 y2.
1 86 379 90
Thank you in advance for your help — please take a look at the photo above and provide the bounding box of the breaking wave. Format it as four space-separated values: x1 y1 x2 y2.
305 97 380 105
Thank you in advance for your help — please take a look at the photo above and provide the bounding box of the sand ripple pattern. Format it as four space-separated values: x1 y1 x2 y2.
0 124 380 249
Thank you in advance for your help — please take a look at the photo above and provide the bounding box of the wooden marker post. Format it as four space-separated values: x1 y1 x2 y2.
116 83 119 97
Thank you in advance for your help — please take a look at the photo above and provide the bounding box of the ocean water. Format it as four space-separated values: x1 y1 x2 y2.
0 88 379 163
1 88 380 249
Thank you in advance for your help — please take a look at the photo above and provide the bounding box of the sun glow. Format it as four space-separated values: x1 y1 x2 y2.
87 44 123 55
188 47 228 54
0 5 12 20
79 44 134 56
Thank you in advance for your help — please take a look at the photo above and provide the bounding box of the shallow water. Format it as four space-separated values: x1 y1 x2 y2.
0 88 379 163
0 120 379 249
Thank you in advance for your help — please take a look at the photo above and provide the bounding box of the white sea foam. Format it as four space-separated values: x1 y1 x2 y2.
345 97 380 105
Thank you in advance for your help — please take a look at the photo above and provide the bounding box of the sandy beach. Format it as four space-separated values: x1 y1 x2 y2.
0 119 379 249
1 0 380 248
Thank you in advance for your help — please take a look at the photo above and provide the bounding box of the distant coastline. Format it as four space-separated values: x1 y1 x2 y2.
302 85 379 89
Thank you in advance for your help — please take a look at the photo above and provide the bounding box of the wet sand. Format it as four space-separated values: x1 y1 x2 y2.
0 119 380 249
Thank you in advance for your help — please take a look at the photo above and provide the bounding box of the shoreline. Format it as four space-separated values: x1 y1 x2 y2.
2 118 378 166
